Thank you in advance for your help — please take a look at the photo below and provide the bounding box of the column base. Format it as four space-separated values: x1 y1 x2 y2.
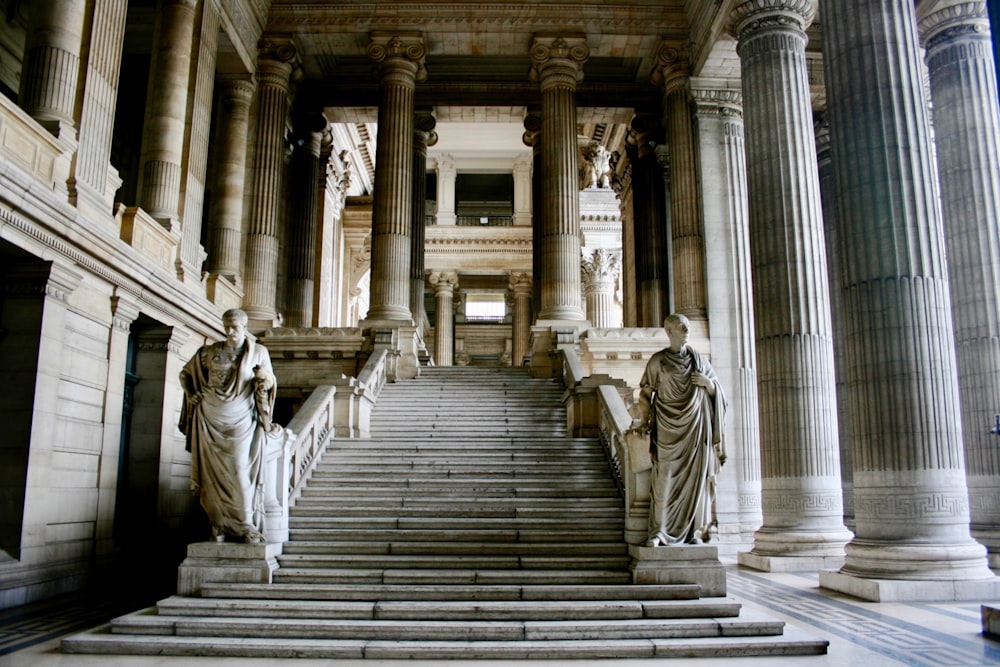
177 541 282 596
738 551 845 572
629 544 726 597
819 569 1000 602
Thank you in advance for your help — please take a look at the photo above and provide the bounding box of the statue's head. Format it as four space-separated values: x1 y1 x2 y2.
222 308 249 346
663 313 690 350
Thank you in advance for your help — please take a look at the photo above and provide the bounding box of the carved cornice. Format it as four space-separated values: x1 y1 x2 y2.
917 1 990 50
367 33 427 82
691 84 744 118
730 0 816 39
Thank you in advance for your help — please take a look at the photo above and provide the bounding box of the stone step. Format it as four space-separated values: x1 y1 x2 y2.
287 528 623 543
286 517 624 532
64 622 828 660
291 496 621 509
271 568 634 586
290 506 623 519
198 582 702 602
150 595 740 621
274 554 631 571
307 465 612 477
299 477 618 490
280 541 627 557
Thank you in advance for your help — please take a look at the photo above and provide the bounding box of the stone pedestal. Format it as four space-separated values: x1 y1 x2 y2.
820 569 1000 603
739 551 843 573
177 541 282 596
629 544 726 597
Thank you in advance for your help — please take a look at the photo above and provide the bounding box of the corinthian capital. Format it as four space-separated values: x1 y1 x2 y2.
367 33 427 82
730 0 816 39
917 1 990 49
530 35 589 88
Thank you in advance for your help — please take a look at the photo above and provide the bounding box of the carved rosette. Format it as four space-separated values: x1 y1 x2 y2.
367 33 427 84
918 1 990 51
529 35 589 90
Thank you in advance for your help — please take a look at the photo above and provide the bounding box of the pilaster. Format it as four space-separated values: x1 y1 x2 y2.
918 0 1000 562
731 0 853 571
244 37 298 326
435 153 457 226
819 0 997 599
512 154 533 227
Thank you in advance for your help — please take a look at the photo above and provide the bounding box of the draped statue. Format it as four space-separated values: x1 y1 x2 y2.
638 313 727 546
179 308 281 543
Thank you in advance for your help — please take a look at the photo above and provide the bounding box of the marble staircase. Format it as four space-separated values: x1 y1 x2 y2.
63 366 827 659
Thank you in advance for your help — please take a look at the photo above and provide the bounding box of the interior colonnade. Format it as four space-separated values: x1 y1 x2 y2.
3 0 1000 612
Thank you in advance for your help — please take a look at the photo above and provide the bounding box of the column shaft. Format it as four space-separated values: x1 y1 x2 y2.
523 110 543 316
430 271 458 366
411 112 437 330
531 36 588 322
19 0 85 136
920 2 1000 549
243 41 296 323
693 85 763 543
137 0 197 226
510 273 533 366
732 0 852 567
820 0 991 583
206 78 255 279
366 35 424 322
286 128 324 328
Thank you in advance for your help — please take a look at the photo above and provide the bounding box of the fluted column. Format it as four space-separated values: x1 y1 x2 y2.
19 0 85 139
919 1 1000 559
510 272 533 366
612 158 638 327
814 116 854 527
692 84 763 544
137 0 198 229
628 116 669 327
530 35 588 322
523 110 544 316
411 110 437 331
286 118 326 328
732 0 852 570
582 249 620 329
243 38 297 324
365 34 425 323
429 271 458 366
818 0 996 596
206 77 255 281
655 45 707 327
435 154 457 226
70 1 128 219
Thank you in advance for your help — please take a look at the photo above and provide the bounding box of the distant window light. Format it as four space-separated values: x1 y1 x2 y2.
465 293 506 321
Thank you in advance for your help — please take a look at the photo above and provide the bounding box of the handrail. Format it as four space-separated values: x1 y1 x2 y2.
597 384 652 546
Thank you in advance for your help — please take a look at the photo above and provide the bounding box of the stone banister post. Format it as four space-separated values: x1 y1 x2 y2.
731 0 853 570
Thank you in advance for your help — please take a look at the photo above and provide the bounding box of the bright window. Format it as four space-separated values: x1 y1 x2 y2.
465 293 506 321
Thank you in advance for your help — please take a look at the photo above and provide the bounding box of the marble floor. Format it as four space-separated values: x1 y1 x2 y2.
3 557 1000 667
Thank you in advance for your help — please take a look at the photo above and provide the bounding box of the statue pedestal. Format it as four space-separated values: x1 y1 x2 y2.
629 544 727 597
177 541 282 596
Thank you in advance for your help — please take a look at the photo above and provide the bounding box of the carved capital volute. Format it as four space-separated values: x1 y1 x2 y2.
917 1 990 50
414 109 438 149
367 33 427 84
428 270 459 295
509 272 533 297
530 35 589 90
651 42 691 95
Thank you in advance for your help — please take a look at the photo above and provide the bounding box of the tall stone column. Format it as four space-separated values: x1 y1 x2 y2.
530 35 588 322
731 0 852 571
509 272 533 367
692 83 763 545
435 154 457 226
522 110 544 316
581 249 620 329
243 38 298 325
286 118 326 328
137 0 197 229
411 110 438 331
206 77 255 283
814 116 854 527
612 159 638 328
628 116 669 328
919 1 1000 562
19 0 85 139
429 271 458 366
819 0 997 599
365 34 425 323
512 155 533 227
655 45 707 330
70 1 128 221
